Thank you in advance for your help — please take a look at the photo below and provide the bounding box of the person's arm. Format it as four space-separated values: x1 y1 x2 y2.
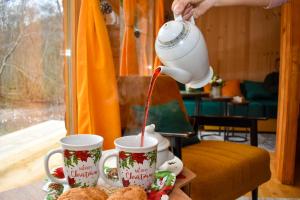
215 0 287 8
264 0 288 9
215 0 269 7
173 0 288 19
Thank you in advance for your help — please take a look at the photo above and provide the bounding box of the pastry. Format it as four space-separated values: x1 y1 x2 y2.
58 187 108 200
108 186 147 200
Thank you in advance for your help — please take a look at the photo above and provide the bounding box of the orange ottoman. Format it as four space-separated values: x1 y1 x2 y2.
183 141 271 200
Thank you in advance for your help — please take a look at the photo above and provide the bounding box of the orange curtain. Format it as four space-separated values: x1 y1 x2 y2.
75 0 121 149
120 0 139 75
137 0 149 75
153 0 164 69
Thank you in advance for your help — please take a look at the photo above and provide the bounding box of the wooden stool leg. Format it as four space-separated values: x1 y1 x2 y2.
173 137 182 159
252 188 258 200
192 117 199 136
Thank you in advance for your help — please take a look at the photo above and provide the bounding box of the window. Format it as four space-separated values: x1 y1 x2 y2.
0 0 65 191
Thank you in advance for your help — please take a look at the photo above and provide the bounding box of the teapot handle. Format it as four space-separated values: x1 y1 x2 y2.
174 14 195 25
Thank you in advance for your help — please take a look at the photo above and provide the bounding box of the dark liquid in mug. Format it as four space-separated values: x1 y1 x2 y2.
140 67 161 147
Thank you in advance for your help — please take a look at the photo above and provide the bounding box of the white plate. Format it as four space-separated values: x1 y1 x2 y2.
158 151 183 176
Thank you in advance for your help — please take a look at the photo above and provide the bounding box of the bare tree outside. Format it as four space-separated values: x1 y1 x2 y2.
0 0 65 135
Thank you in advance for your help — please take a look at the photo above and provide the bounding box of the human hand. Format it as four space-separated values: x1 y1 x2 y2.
172 0 218 19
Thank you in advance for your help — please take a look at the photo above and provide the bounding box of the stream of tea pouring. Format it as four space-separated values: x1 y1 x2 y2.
140 15 213 147
140 67 161 147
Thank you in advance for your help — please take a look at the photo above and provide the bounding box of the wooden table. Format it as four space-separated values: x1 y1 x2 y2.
226 100 250 142
179 91 209 99
0 168 196 200
186 95 265 146
194 115 267 146
197 96 233 139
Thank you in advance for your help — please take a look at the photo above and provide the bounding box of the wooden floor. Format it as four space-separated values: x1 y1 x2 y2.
182 144 300 199
0 122 300 199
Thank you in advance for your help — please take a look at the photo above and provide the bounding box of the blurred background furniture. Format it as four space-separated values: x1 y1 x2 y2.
179 80 278 134
179 90 209 116
194 115 267 146
183 80 278 119
226 100 250 141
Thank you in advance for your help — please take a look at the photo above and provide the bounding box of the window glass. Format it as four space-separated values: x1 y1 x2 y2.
0 0 65 191
0 0 65 135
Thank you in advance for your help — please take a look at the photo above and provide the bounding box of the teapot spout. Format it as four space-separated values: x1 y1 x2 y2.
158 66 192 84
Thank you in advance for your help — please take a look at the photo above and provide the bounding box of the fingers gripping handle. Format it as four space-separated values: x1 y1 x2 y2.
189 16 196 24
44 149 67 184
174 14 183 21
174 14 195 24
99 150 121 187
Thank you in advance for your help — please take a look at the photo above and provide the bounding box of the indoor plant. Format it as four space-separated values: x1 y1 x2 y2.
210 75 224 97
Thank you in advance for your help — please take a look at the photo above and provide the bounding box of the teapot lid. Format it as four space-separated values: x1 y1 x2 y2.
155 19 200 61
139 124 170 151
157 21 190 48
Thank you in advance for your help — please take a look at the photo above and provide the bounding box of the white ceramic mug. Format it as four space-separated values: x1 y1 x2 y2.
99 136 158 189
44 134 103 188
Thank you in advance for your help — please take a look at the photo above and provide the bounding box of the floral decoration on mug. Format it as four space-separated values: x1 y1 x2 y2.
64 149 101 167
119 150 157 169
63 148 102 187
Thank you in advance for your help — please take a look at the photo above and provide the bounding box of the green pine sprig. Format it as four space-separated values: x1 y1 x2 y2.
90 149 102 164
146 150 157 167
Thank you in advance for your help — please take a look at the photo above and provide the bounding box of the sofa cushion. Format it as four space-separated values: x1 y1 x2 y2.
257 100 278 118
222 80 242 97
244 80 273 100
183 99 197 116
200 101 226 116
204 83 211 93
184 100 227 116
248 101 265 117
228 103 248 116
132 100 193 133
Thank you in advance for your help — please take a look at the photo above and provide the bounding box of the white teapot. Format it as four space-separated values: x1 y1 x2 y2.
155 15 213 88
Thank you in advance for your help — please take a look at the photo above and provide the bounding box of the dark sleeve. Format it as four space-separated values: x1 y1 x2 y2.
263 72 279 95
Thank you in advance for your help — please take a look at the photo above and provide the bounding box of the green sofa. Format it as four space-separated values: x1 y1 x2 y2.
182 80 278 119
